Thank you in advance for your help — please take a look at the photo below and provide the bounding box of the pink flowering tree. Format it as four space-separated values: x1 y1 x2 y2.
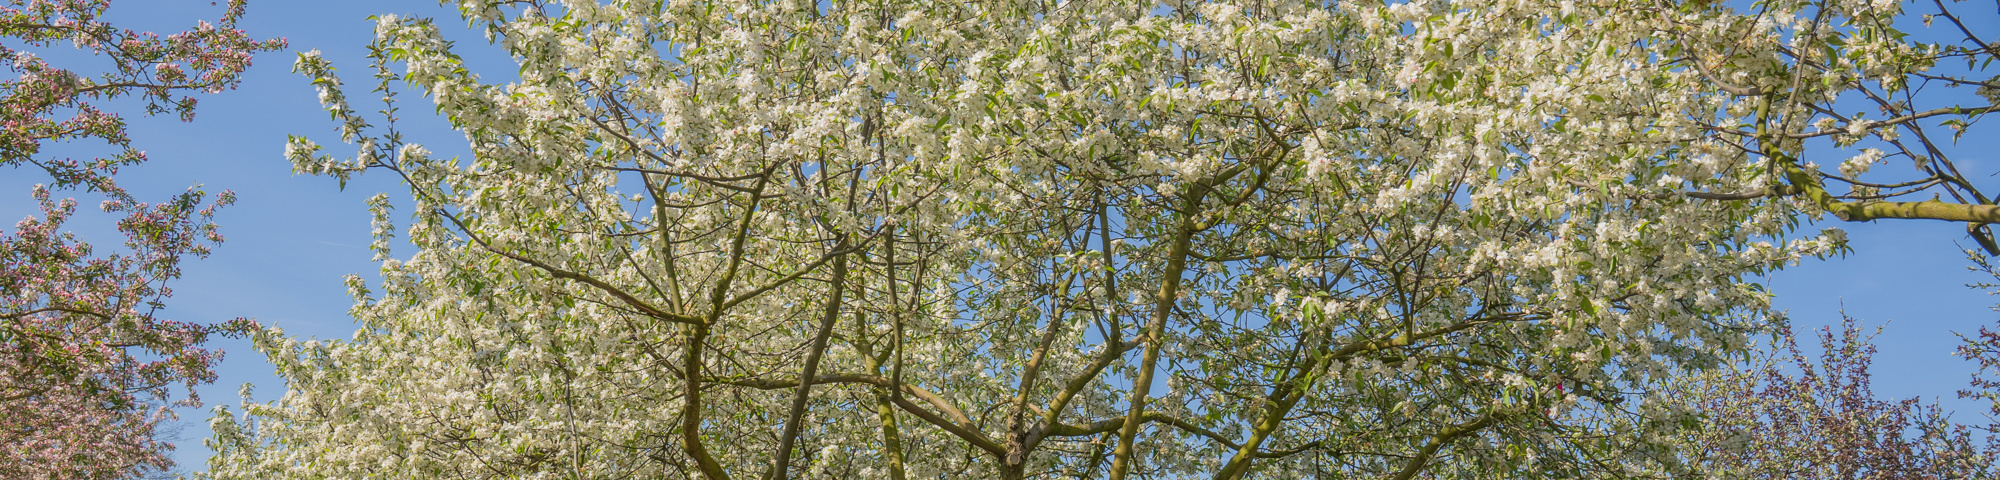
0 1 281 478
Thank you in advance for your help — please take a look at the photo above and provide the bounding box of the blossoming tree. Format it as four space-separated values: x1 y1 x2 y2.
1654 0 2000 473
203 0 1990 478
0 1 281 478
1657 0 2000 245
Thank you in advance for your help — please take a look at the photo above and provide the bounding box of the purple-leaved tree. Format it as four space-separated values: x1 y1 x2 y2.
1672 314 1998 479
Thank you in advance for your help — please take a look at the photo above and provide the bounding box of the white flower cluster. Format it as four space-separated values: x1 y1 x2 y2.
200 0 1922 478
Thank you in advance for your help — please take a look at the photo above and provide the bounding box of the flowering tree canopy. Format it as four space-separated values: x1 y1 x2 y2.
204 0 1990 478
0 1 281 478
1668 0 2000 249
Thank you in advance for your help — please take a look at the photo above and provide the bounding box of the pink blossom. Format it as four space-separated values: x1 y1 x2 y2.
0 1 282 478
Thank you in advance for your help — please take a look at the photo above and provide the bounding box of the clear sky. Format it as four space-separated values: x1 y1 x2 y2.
0 0 1995 474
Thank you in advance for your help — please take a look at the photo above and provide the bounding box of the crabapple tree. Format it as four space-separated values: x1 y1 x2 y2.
196 0 2000 478
0 1 281 478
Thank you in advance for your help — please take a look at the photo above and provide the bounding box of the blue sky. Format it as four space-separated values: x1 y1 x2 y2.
0 0 1995 474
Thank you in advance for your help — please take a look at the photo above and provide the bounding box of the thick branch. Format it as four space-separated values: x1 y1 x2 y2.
1389 413 1499 480
720 238 873 311
1110 166 1245 479
1029 338 1144 452
1005 269 1081 465
439 211 702 325
683 169 773 480
722 373 1003 456
764 252 846 480
1683 184 1802 200
1823 198 2000 223
1042 411 1242 452
1762 152 2000 224
1682 56 1766 97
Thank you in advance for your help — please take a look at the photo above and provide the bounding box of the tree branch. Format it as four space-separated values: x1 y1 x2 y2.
1388 413 1499 480
437 211 702 325
721 373 1004 456
764 250 847 480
